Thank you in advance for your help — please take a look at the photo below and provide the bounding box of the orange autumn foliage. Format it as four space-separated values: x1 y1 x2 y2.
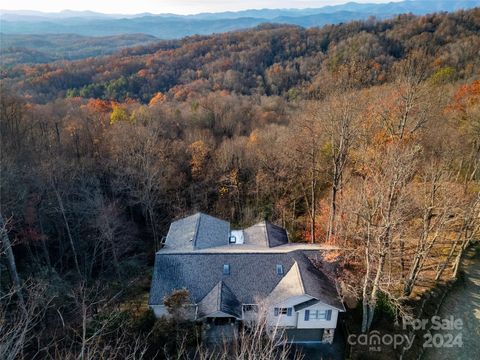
149 92 166 106
450 79 480 112
86 99 116 113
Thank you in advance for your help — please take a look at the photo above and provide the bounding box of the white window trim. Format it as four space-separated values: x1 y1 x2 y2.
309 309 327 320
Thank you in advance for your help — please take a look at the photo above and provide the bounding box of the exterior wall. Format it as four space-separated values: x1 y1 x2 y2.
152 296 340 340
242 310 257 322
150 304 198 320
203 311 236 318
150 305 168 318
296 304 339 329
266 295 313 328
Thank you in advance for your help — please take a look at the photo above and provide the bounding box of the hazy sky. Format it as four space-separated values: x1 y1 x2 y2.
1 0 404 15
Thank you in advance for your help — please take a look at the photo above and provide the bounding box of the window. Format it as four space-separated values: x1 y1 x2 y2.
223 264 230 275
304 309 332 321
276 264 284 275
229 235 236 244
243 305 258 312
274 307 292 316
310 310 327 320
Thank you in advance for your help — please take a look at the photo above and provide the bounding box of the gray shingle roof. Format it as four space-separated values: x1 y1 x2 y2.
242 222 269 246
294 299 321 312
266 222 289 247
152 213 344 313
242 221 289 247
164 213 200 250
164 213 230 251
197 281 241 318
267 261 305 304
295 252 344 310
149 250 344 311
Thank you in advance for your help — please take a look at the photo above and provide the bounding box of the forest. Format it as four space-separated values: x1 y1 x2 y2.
0 33 159 67
1 8 479 359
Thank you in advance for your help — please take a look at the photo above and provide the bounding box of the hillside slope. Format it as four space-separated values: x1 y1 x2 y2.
3 9 479 103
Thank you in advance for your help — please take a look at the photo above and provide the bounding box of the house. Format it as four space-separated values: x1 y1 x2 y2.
149 212 345 344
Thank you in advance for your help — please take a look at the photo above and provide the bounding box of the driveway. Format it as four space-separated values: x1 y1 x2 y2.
422 246 480 360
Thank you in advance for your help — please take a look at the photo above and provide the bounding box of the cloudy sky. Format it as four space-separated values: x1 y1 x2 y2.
2 0 403 15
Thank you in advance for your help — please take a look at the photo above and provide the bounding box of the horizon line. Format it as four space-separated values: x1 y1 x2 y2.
0 1 408 17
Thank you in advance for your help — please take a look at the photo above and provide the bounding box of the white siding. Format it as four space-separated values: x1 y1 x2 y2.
150 304 198 320
150 305 168 318
267 295 312 328
296 304 339 329
242 311 256 322
202 311 235 318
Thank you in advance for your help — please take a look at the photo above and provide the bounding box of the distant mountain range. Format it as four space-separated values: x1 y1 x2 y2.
1 0 479 38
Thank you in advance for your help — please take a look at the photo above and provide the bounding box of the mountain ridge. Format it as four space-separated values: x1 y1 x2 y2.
1 0 479 38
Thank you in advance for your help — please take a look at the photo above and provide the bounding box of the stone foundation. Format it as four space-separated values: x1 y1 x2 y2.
322 328 335 344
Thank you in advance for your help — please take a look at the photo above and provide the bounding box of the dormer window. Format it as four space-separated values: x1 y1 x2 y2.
223 264 230 275
229 235 236 244
276 264 284 275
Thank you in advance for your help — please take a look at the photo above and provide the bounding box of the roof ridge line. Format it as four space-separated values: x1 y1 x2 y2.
193 213 202 248
157 248 324 255
294 260 306 294
263 220 269 247
218 281 222 312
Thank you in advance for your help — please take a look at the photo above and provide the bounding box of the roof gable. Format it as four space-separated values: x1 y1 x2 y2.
194 213 230 250
265 222 289 247
267 261 305 304
242 221 289 248
198 281 241 318
164 213 200 250
293 252 345 311
164 213 230 251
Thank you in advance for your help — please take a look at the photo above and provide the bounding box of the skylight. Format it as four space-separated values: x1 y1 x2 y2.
223 264 230 275
276 264 284 275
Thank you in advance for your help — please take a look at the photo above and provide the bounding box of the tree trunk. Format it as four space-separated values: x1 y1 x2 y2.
435 237 459 282
0 214 25 307
310 132 317 244
327 180 338 243
311 177 316 244
367 252 386 331
404 255 421 296
38 216 52 270
52 182 82 277
361 222 372 333
452 237 470 279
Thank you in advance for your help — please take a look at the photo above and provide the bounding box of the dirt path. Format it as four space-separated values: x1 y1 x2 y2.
422 246 480 360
